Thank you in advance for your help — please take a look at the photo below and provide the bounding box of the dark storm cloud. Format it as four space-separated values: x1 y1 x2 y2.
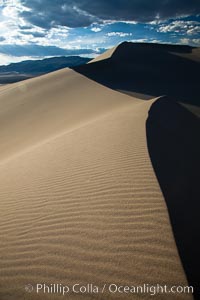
20 0 98 28
20 0 200 28
0 44 102 57
0 37 5 42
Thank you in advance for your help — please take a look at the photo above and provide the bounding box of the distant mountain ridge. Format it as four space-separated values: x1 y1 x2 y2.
0 56 91 83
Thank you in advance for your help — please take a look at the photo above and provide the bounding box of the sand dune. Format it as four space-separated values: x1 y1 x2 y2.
88 46 117 63
0 42 198 300
74 42 200 106
0 68 137 161
147 97 200 297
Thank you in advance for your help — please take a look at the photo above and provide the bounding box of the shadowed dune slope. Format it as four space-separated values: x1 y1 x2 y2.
0 95 192 299
73 42 200 106
146 97 200 298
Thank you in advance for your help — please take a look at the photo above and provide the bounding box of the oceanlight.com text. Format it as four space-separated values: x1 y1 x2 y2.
25 283 194 296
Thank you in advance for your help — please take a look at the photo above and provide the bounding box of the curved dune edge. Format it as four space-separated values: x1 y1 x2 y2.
0 68 142 162
146 97 200 298
0 70 192 299
88 45 117 64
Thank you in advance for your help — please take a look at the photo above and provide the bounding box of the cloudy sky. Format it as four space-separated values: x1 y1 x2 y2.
0 0 200 65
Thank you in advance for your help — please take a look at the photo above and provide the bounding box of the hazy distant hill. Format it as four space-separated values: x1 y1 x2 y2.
0 56 91 83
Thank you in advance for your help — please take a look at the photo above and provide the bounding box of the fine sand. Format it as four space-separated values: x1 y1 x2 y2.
0 43 198 300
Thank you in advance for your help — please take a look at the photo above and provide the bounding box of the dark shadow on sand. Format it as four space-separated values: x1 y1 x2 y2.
72 42 200 106
146 97 200 298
